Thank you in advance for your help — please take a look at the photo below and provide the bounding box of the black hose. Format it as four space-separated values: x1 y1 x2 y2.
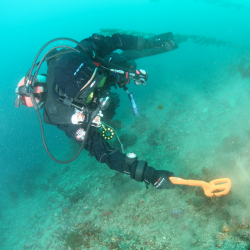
25 37 87 88
30 92 102 164
26 38 94 164
26 49 79 86
33 45 80 87
95 56 133 74
36 100 98 164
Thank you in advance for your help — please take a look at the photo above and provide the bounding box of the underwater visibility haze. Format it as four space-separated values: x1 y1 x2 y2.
0 0 250 249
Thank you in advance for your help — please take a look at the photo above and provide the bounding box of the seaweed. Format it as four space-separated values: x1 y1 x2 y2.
68 191 84 204
59 186 85 204
146 128 164 147
186 189 231 222
64 222 123 249
186 192 215 212
65 231 84 249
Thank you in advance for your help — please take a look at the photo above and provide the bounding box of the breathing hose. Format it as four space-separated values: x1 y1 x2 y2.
31 92 101 164
27 38 97 164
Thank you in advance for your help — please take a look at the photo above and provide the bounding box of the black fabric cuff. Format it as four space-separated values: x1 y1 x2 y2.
130 160 148 182
129 161 138 180
134 161 148 182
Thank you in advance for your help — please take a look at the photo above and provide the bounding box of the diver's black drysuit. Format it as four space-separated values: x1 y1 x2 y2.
43 32 178 185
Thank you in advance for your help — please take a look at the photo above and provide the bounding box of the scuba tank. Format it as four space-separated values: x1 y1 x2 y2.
15 75 47 108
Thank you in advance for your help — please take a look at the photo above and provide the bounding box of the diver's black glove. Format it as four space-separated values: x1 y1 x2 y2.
114 73 130 87
150 170 175 189
145 32 177 50
147 40 176 50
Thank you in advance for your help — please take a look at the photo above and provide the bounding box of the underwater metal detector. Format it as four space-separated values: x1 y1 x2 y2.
169 177 231 197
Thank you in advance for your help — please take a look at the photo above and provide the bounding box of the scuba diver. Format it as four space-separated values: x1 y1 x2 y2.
15 32 178 189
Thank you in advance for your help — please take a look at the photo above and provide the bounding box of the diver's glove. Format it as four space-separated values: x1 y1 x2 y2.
150 170 175 189
147 39 176 50
145 32 177 50
128 159 175 189
109 72 131 88
115 73 130 87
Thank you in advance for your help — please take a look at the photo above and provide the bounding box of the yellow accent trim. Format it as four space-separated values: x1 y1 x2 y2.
86 91 94 104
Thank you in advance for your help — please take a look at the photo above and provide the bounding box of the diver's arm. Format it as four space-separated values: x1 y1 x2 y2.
57 124 127 171
58 124 174 189
104 32 178 51
76 32 178 59
83 129 175 189
76 33 139 58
